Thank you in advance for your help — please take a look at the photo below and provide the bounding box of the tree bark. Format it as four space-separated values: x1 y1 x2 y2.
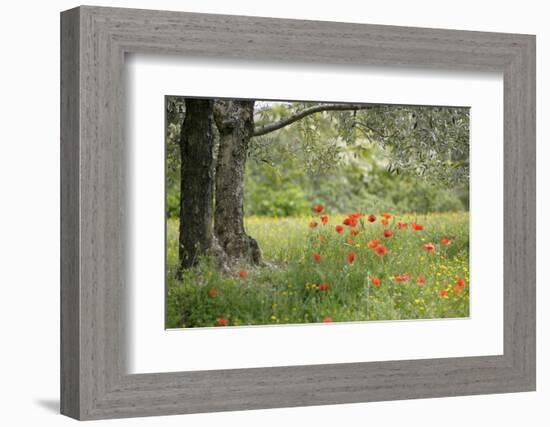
214 100 262 264
178 99 224 273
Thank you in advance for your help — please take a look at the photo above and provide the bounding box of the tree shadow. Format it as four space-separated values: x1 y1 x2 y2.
35 398 59 413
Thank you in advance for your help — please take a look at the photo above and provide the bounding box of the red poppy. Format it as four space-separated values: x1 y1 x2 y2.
335 225 344 234
207 289 218 297
343 216 358 227
416 275 425 285
393 274 410 282
438 289 447 298
412 223 423 231
382 212 392 219
383 229 393 238
322 316 333 323
371 276 381 287
347 252 356 264
320 215 329 225
441 237 451 245
423 243 435 252
309 221 318 228
351 229 360 236
456 277 466 288
239 269 247 279
346 237 354 244
454 286 462 295
397 222 408 229
375 244 388 257
313 204 324 213
318 283 330 291
319 235 325 242
368 239 379 248
216 318 228 326
367 214 376 223
381 219 389 226
313 253 321 262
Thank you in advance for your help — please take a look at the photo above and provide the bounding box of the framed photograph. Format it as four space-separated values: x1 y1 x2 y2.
61 5 536 420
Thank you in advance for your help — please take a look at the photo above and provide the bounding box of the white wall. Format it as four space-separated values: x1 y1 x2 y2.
0 0 546 425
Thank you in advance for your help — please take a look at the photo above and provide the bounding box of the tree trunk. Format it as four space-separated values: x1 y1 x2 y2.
214 100 262 264
178 99 224 274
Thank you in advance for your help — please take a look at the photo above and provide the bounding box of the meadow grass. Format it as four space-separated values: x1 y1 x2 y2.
166 212 469 328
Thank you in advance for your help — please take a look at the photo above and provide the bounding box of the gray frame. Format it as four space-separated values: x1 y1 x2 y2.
61 5 536 420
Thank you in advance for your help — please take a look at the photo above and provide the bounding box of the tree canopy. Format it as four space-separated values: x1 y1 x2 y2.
166 97 470 219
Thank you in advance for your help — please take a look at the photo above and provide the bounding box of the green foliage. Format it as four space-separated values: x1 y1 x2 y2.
366 169 466 214
165 96 184 219
252 102 347 175
245 140 308 216
253 102 470 186
353 105 470 185
165 98 470 219
245 183 309 217
244 127 466 216
166 212 469 328
166 187 180 219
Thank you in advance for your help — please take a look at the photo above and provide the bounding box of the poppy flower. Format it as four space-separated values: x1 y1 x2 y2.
456 277 466 288
335 225 344 234
393 274 410 282
216 318 228 326
397 222 408 229
320 215 329 225
351 229 360 236
412 223 423 231
309 221 318 228
367 214 376 223
346 237 354 244
318 283 330 291
441 237 451 245
454 286 462 295
438 289 447 298
368 239 379 248
239 269 247 279
344 212 361 221
207 289 218 297
382 212 392 219
423 243 436 252
375 244 388 257
381 219 389 226
371 276 381 287
313 253 321 262
322 316 333 323
313 204 324 213
343 216 358 227
416 275 425 285
383 229 393 238
347 252 356 264
319 235 325 242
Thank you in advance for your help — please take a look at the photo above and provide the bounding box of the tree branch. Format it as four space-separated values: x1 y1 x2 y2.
253 103 371 137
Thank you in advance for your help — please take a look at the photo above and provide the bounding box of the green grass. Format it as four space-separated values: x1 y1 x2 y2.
166 212 469 328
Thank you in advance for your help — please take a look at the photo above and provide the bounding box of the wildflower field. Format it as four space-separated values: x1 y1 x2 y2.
166 208 469 328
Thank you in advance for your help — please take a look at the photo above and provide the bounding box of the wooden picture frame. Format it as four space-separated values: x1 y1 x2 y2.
60 5 536 420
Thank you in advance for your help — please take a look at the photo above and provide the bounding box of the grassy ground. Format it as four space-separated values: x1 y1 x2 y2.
166 211 469 328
